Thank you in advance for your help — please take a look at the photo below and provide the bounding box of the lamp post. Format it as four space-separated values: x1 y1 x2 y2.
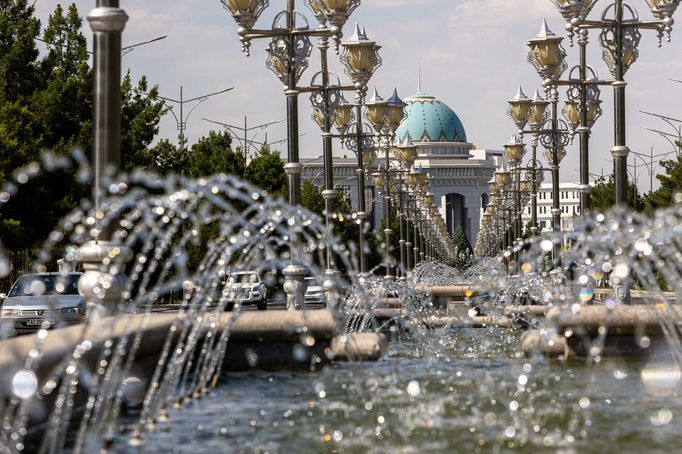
221 0 358 206
366 88 407 278
203 117 285 162
338 25 383 273
151 86 234 150
551 0 681 207
393 142 417 278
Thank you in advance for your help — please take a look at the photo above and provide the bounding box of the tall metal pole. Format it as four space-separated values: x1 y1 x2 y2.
550 90 561 261
530 138 539 236
81 0 131 318
383 147 392 278
578 30 592 215
355 101 368 273
398 174 407 279
90 0 127 214
318 33 336 271
179 86 185 149
284 0 302 206
405 192 413 272
612 0 629 207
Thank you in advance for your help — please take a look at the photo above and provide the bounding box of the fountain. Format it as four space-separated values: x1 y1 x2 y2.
2 1 682 452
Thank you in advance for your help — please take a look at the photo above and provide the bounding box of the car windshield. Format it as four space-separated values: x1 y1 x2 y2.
8 274 81 297
305 278 320 286
228 273 259 284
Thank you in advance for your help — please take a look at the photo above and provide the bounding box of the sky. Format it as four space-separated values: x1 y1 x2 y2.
34 0 682 192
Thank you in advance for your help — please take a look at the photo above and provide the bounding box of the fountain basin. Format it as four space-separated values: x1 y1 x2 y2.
330 333 388 361
547 305 682 335
0 310 342 389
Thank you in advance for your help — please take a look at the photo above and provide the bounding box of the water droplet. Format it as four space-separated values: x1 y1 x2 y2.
406 380 421 397
509 400 519 412
245 349 259 367
613 369 628 380
540 240 553 252
580 288 594 302
12 370 38 399
612 263 630 280
293 344 308 362
642 365 681 396
650 408 673 426
579 397 590 409
333 430 343 442
505 426 516 438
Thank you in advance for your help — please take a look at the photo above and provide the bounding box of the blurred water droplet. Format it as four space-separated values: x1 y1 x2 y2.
406 380 420 397
12 370 38 399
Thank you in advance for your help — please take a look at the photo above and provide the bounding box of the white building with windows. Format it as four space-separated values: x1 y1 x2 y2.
301 90 502 247
521 182 582 232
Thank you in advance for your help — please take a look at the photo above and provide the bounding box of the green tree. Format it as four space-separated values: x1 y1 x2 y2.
301 181 324 215
0 0 44 180
590 175 644 212
149 139 187 175
0 0 42 104
244 144 286 198
32 3 91 154
188 130 245 178
645 154 682 211
453 224 472 254
121 72 167 171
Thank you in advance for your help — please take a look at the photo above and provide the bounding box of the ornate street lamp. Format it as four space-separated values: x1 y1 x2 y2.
365 88 406 278
337 24 383 273
222 0 359 207
551 0 681 207
394 141 417 275
525 21 573 258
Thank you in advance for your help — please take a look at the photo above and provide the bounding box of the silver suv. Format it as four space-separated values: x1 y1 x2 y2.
224 271 267 311
1 272 86 335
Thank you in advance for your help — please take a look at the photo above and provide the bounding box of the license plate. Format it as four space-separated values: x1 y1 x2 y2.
26 318 54 326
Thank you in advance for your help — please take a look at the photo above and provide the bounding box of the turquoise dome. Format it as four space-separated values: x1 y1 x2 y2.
395 92 467 143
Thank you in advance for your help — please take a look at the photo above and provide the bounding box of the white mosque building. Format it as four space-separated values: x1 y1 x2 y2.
301 89 502 248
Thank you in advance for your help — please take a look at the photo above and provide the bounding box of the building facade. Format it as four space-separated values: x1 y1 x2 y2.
520 182 582 232
301 90 502 248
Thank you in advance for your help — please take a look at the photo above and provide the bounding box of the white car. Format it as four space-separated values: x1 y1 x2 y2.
224 271 267 311
0 272 86 335
303 277 326 308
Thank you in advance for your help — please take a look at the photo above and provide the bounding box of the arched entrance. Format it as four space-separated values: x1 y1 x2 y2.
445 193 470 241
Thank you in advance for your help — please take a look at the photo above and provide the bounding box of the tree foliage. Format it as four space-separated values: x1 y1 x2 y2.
453 224 472 254
301 181 324 215
244 144 286 198
644 154 682 212
188 129 245 178
0 2 168 283
0 0 41 104
590 175 645 212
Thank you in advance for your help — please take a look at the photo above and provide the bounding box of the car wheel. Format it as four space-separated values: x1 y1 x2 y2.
225 302 235 312
257 298 267 311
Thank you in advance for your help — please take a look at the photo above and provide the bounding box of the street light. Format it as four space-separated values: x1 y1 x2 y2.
202 117 285 162
365 88 406 279
221 0 358 206
152 86 234 150
393 142 417 276
551 0 682 207
333 24 383 273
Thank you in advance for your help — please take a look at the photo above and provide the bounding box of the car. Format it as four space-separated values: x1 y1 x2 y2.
0 272 86 335
303 277 326 308
224 271 267 311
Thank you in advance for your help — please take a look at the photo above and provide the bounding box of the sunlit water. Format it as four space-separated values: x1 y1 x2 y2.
109 329 682 453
